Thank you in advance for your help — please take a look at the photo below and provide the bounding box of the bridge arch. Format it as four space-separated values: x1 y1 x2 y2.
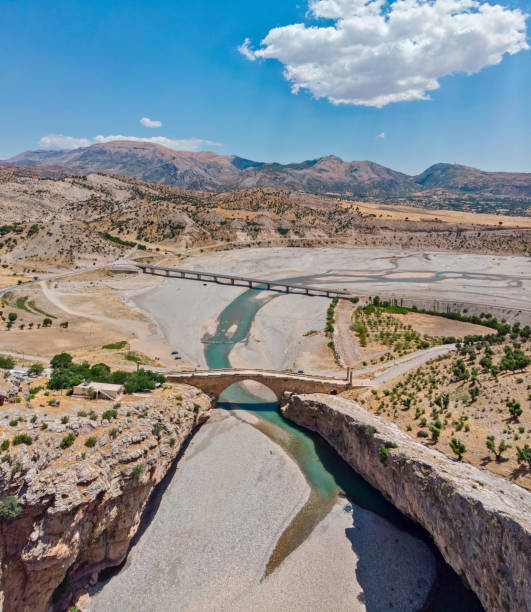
218 380 279 404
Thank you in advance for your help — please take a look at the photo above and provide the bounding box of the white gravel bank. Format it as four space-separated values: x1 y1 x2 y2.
89 410 310 611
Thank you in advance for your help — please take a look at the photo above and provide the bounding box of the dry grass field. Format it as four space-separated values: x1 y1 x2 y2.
350 340 531 490
340 199 531 227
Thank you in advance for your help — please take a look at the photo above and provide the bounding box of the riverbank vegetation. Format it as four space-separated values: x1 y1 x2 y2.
47 352 165 393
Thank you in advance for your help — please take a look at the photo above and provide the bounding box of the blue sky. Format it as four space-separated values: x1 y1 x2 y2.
1 0 530 174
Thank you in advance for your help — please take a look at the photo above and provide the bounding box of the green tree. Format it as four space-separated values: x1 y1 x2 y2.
50 352 73 369
469 385 480 402
449 437 467 461
515 444 531 468
507 399 522 421
8 312 17 323
429 420 442 442
434 393 450 410
0 496 21 522
486 436 510 461
452 359 470 381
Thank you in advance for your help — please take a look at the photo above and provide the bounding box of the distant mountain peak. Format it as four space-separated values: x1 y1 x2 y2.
5 142 531 199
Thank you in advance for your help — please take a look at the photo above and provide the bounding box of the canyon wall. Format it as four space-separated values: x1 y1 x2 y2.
281 393 531 612
0 386 211 612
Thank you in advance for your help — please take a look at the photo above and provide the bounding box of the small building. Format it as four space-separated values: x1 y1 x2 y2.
72 381 124 401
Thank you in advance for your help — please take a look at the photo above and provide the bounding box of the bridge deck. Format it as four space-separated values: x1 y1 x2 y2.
166 368 352 384
137 264 350 298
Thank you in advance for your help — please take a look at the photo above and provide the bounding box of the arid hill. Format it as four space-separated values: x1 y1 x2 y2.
7 141 531 202
0 165 529 275
416 163 531 198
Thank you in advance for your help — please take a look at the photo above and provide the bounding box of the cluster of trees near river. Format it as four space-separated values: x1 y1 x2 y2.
47 352 165 394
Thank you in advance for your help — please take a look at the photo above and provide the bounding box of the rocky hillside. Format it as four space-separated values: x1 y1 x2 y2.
0 385 211 611
281 393 531 612
0 165 528 275
7 142 531 200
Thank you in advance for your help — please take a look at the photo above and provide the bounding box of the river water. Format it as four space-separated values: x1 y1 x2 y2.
205 283 484 612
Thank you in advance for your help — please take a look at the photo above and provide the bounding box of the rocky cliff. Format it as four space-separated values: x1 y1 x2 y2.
281 393 531 612
0 385 211 611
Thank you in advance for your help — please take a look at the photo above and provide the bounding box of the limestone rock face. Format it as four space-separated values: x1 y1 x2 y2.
0 387 211 612
281 393 531 612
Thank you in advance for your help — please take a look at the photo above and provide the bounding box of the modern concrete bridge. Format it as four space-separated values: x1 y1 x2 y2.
137 264 350 298
166 368 370 401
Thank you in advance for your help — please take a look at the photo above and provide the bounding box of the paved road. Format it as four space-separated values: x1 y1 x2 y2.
351 345 456 385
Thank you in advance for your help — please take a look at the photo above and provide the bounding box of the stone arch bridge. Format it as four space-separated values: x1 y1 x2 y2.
166 368 370 401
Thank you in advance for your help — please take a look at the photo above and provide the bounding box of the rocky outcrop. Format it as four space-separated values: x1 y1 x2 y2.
281 393 531 612
0 386 211 611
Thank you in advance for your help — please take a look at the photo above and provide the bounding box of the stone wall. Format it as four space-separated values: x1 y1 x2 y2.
281 393 531 612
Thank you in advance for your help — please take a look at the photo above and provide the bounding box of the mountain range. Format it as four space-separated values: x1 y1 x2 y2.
6 141 531 199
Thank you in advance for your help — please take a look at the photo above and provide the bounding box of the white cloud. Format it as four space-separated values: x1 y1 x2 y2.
242 0 529 107
38 134 222 152
140 117 162 128
38 134 92 150
93 135 222 150
377 132 385 139
238 37 257 61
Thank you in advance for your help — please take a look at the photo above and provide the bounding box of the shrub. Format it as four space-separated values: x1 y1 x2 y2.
85 437 97 448
8 312 17 323
102 409 118 421
60 433 76 449
131 463 145 479
152 423 163 437
102 340 127 350
61 416 69 424
0 356 15 370
0 440 9 451
0 496 21 522
363 425 377 438
13 433 32 446
378 444 389 464
28 363 44 376
169 437 176 447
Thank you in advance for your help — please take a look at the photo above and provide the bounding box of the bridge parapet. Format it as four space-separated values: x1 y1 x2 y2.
166 368 370 401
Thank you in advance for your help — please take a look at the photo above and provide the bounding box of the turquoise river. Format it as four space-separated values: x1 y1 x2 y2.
205 282 484 612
